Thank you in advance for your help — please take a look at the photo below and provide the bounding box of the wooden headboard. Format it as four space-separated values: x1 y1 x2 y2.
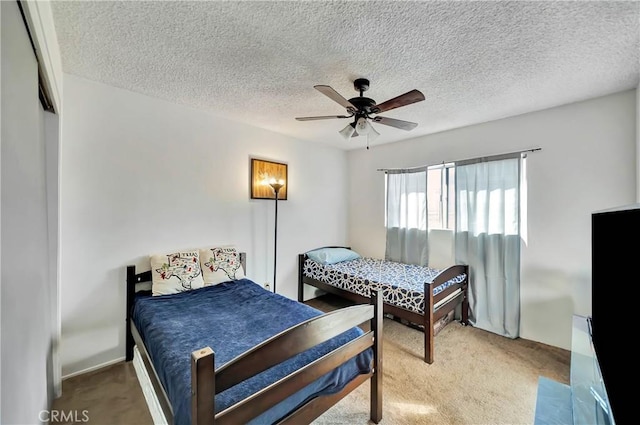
297 247 350 302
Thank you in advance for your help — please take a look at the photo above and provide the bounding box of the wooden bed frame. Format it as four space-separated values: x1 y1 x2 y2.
125 253 383 425
298 246 469 364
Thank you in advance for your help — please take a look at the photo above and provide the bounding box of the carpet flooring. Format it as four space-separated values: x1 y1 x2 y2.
51 294 570 424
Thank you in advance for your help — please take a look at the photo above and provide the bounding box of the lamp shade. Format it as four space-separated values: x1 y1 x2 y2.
269 179 285 194
355 117 370 135
368 124 380 141
339 122 357 139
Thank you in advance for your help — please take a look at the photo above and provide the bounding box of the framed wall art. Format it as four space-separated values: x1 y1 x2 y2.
250 158 288 200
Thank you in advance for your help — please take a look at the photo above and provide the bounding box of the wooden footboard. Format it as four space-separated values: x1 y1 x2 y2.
126 259 383 425
192 293 383 425
298 249 469 364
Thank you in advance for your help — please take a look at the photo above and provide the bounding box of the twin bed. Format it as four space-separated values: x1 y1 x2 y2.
126 252 383 425
298 246 469 364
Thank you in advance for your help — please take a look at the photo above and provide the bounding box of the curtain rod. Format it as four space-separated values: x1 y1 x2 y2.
377 147 542 172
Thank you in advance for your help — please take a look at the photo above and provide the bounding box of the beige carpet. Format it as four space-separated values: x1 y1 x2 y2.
308 295 570 425
52 294 569 425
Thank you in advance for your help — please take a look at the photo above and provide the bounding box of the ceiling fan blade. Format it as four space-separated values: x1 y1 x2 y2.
295 115 351 121
373 116 419 131
374 89 425 113
314 85 356 110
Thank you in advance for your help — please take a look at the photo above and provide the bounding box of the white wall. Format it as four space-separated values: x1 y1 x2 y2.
60 74 348 376
348 90 637 350
1 1 55 422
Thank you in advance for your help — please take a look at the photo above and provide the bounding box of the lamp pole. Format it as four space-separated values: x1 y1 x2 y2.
269 181 284 294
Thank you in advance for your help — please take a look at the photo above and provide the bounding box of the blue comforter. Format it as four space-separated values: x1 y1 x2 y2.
132 278 372 425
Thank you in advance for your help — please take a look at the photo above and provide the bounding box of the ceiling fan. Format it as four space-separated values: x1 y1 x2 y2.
295 78 425 147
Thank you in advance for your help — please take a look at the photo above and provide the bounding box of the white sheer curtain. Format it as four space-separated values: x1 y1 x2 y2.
455 155 521 338
385 169 428 266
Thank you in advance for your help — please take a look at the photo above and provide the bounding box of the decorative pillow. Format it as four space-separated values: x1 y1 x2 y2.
306 247 361 265
149 250 205 296
199 246 245 285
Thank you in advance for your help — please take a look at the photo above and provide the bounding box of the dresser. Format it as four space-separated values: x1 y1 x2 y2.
534 315 615 425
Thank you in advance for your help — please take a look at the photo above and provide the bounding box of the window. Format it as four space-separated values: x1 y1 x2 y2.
427 163 455 230
384 164 455 231
385 171 427 231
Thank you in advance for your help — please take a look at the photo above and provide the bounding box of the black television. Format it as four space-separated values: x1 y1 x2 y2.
591 203 639 424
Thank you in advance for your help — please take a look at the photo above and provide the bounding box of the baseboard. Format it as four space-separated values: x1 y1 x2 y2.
62 356 125 380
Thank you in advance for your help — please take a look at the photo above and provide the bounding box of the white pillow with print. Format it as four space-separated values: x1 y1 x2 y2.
199 246 245 285
150 250 205 296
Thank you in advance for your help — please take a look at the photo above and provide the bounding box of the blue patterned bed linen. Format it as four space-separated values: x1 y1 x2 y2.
132 279 372 425
303 257 466 314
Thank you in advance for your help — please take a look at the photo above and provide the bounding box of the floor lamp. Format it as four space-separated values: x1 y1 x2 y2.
268 179 285 294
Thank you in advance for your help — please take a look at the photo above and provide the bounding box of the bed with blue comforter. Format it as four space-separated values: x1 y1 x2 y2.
131 277 376 425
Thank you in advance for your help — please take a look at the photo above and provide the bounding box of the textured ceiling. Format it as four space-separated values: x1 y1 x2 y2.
51 1 640 150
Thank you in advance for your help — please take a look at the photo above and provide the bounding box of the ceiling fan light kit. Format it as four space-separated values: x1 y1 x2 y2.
296 78 425 148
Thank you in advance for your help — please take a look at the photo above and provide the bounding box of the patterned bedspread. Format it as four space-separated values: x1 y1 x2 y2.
303 257 466 314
